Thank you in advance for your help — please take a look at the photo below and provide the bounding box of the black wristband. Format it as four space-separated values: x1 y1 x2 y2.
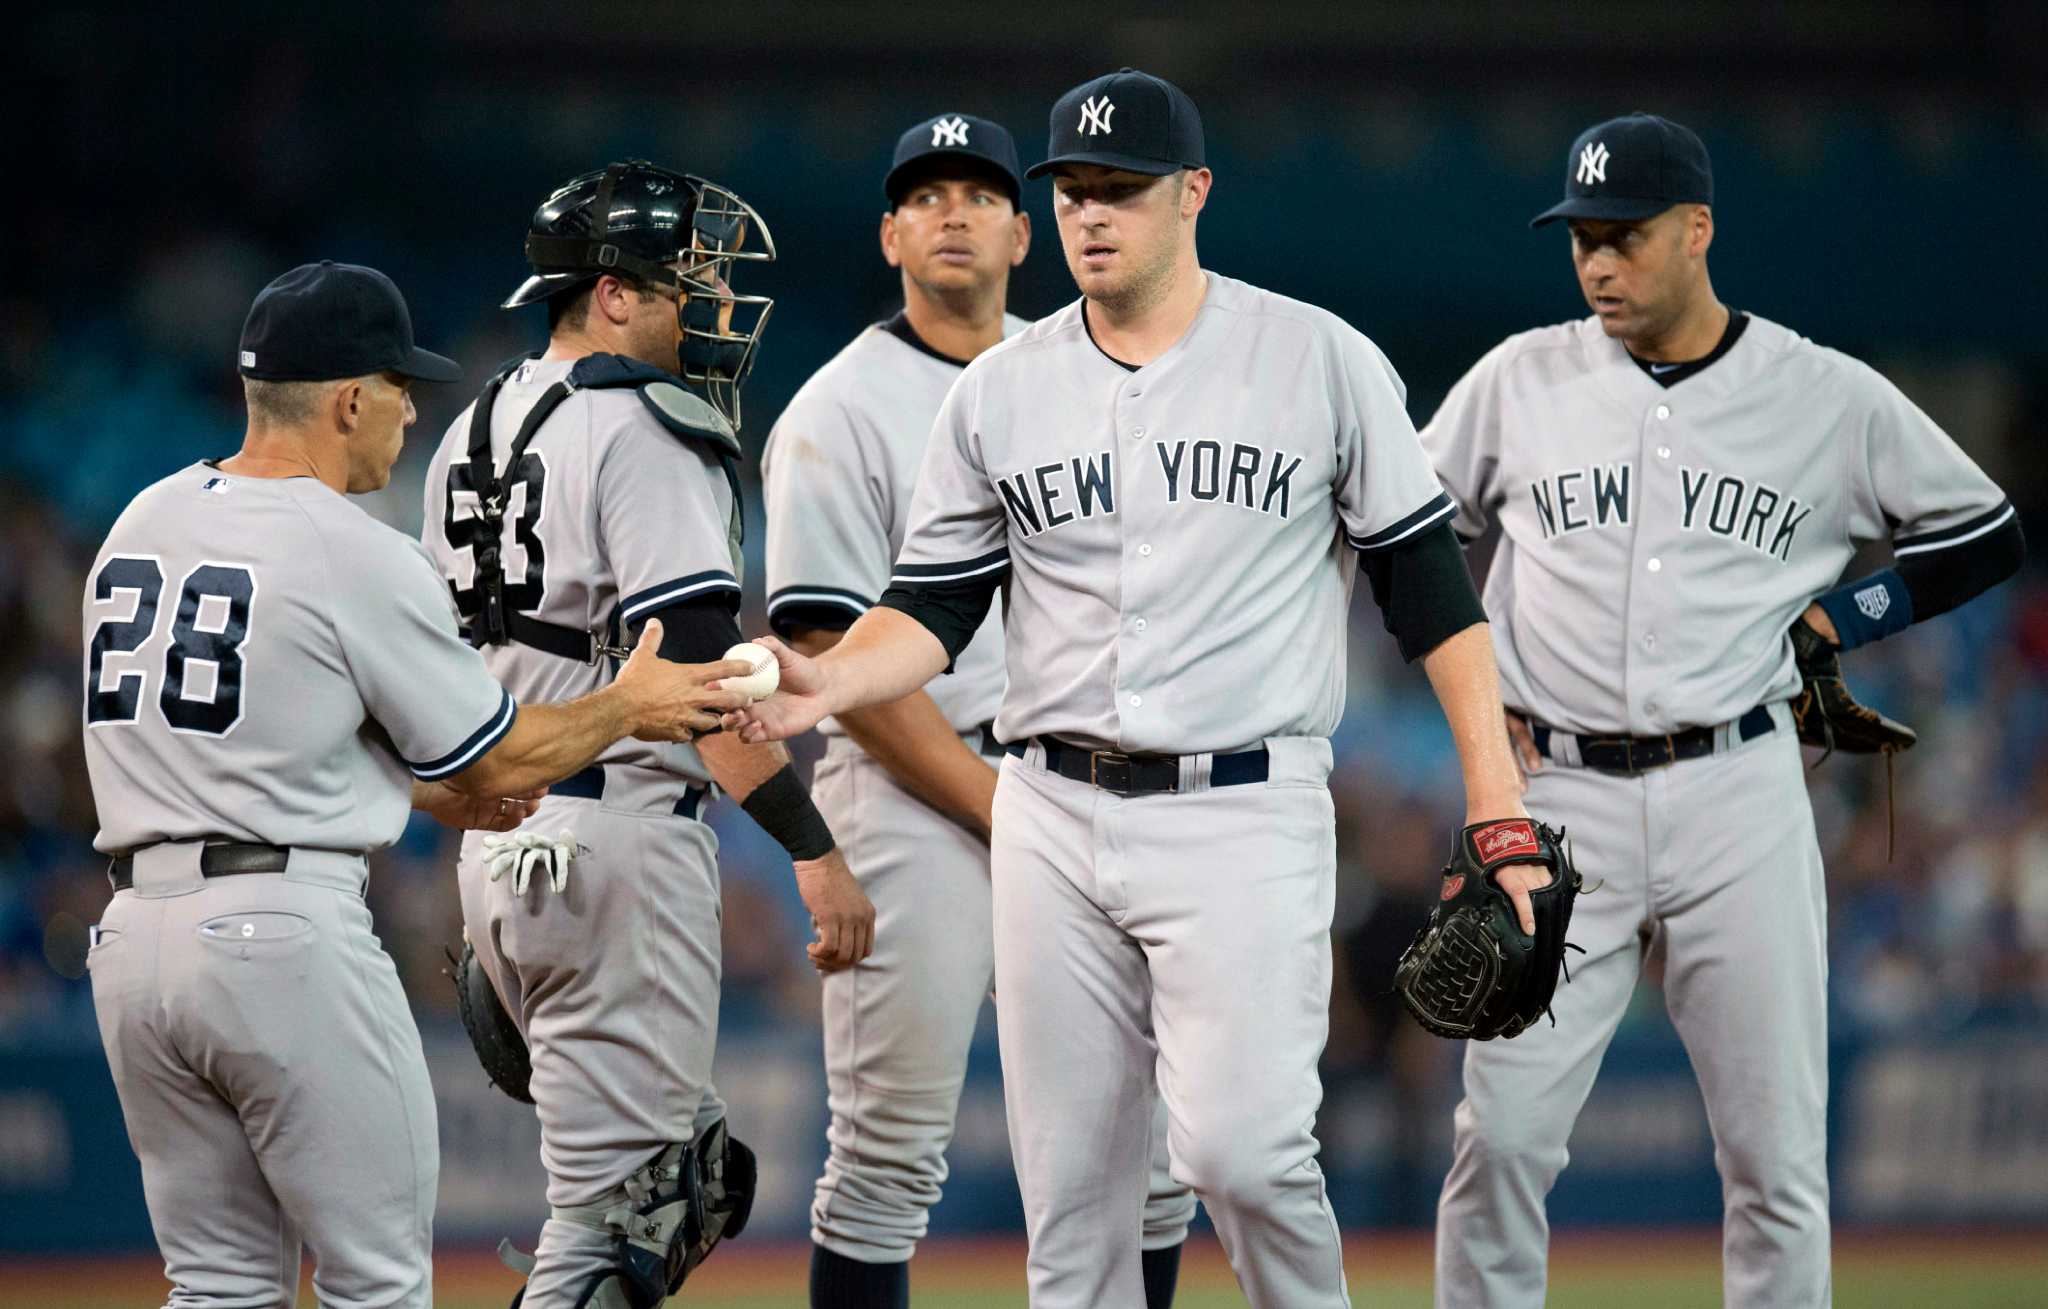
740 764 836 862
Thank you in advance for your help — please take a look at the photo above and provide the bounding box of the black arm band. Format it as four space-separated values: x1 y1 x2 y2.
878 574 1002 671
740 764 836 862
1360 520 1488 662
1893 510 2025 626
633 596 746 665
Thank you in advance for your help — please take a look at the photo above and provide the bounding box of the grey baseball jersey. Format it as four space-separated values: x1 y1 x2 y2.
887 271 1442 1307
761 317 1016 735
82 462 515 1309
85 462 515 853
763 314 1195 1266
893 272 1452 754
1421 313 2008 735
422 355 743 793
1422 313 2010 1308
422 357 743 1306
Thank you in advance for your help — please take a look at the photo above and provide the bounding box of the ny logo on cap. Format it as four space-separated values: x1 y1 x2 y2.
1079 95 1116 136
931 116 970 147
1577 141 1610 186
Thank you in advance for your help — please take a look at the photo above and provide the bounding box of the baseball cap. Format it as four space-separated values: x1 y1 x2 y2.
237 260 462 383
885 113 1023 207
1025 68 1205 180
1529 113 1714 228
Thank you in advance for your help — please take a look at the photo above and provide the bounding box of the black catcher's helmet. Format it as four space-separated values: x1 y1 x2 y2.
504 160 775 430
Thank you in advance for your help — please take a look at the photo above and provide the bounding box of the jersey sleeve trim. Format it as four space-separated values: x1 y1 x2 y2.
1347 491 1456 553
767 584 872 618
619 570 742 624
409 687 517 780
1892 498 2015 558
890 548 1012 585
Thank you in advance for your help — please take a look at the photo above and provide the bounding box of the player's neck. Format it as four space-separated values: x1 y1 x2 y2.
1084 258 1208 367
1628 291 1729 364
221 429 346 493
544 324 654 367
900 282 1007 362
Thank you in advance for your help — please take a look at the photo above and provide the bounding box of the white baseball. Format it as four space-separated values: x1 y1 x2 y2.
722 642 781 702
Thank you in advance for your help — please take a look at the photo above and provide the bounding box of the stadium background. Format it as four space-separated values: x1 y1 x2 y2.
2 2 2044 1303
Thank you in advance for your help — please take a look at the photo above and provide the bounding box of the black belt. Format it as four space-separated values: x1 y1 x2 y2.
1531 704 1775 775
974 724 1004 759
109 842 290 892
552 766 706 820
1004 737 1270 797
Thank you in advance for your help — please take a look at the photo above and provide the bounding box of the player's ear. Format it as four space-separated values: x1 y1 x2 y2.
879 211 902 268
592 274 636 327
1179 168 1212 220
1011 209 1031 266
330 378 364 434
1692 205 1715 258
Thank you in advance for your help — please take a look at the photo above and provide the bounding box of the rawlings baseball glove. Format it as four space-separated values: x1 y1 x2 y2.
1788 616 1918 760
1395 818 1582 1041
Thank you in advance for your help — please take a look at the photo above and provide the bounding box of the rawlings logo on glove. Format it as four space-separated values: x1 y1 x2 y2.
1395 819 1584 1041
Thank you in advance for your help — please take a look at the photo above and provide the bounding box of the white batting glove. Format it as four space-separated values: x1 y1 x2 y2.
482 831 576 895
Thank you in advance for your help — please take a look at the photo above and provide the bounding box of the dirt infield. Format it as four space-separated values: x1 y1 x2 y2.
3 1227 2041 1307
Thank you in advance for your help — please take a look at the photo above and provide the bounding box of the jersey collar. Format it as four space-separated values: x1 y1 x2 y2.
879 310 974 367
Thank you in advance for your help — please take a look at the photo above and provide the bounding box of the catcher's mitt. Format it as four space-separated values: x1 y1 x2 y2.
1788 616 1917 760
447 937 534 1103
1395 818 1582 1041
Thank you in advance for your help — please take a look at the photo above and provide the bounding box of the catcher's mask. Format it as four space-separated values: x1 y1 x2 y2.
505 160 776 432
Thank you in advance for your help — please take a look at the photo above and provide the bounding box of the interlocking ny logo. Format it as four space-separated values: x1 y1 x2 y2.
931 116 970 148
1577 141 1610 186
1079 95 1116 136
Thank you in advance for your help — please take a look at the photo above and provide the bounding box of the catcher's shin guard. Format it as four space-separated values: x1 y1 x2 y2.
548 1119 758 1308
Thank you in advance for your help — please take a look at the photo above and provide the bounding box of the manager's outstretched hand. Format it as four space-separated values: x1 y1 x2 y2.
722 634 834 743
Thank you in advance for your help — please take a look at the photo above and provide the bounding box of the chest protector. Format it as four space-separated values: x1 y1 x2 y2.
462 352 744 661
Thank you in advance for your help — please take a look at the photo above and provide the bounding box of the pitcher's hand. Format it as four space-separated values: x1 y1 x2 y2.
723 634 833 744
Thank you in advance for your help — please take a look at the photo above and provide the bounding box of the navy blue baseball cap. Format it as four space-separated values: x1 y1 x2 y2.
1530 113 1714 228
885 113 1023 207
237 260 461 383
1026 68 1205 180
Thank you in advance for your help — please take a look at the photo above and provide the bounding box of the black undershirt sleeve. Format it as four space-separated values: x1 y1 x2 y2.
1894 512 2026 624
1359 520 1489 662
635 594 747 665
877 570 1005 671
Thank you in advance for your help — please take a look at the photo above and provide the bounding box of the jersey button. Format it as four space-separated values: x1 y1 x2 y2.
1131 426 1146 440
1657 445 1672 459
1647 557 1663 573
1129 694 1143 708
1134 617 1148 632
1139 543 1154 557
1643 634 1658 649
1655 404 1672 420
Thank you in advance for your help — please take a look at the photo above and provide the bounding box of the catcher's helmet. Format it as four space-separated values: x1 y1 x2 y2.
504 159 776 430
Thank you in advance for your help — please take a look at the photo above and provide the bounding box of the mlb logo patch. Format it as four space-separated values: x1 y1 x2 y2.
1854 583 1890 621
202 477 231 494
